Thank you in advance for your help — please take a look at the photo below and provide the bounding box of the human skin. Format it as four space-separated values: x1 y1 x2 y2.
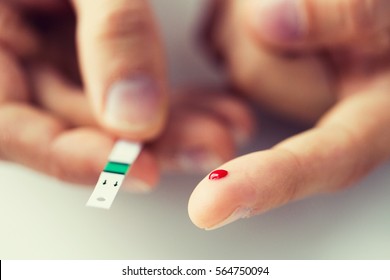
188 0 390 229
0 0 254 191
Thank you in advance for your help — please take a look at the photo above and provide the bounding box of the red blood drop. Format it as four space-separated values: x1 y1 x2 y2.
208 169 228 180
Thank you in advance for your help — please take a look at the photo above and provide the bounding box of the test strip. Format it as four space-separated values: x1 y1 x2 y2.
86 140 142 209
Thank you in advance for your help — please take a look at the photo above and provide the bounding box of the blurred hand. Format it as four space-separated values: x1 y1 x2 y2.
189 0 390 229
0 1 254 191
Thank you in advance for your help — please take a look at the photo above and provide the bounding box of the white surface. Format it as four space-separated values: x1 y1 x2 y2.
86 141 142 209
1 1 390 259
108 141 141 164
86 172 126 209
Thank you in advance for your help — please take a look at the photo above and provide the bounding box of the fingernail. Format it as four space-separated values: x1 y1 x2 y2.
121 177 152 193
176 149 224 173
205 207 252 230
256 0 304 43
104 76 161 132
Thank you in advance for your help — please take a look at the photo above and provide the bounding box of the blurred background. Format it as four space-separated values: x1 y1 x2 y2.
1 0 389 259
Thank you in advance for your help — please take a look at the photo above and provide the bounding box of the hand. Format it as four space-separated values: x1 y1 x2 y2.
28 66 255 190
0 1 254 190
188 0 390 229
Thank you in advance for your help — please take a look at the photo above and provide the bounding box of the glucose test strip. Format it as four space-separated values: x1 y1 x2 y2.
86 140 142 209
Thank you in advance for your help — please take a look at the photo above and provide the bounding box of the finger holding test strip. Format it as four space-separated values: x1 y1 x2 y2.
86 140 142 209
71 0 167 208
0 0 256 213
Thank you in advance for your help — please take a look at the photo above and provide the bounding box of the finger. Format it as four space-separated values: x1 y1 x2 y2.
0 104 159 190
36 81 256 147
0 2 40 56
172 90 256 146
48 127 159 191
212 0 336 123
33 79 245 173
0 47 29 103
29 67 248 176
72 0 168 140
31 65 96 127
216 6 336 123
34 77 164 191
188 76 390 230
231 50 336 123
243 0 390 48
152 107 235 173
0 103 68 170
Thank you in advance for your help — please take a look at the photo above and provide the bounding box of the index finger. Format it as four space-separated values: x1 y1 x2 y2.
188 76 390 230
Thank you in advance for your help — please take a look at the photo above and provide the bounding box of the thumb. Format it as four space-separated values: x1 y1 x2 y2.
72 0 168 140
244 0 390 48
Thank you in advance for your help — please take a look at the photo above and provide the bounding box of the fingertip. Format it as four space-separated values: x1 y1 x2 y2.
188 165 256 230
101 76 168 140
126 148 160 192
48 128 112 185
188 150 304 230
48 128 160 189
121 176 153 194
246 0 304 45
239 0 305 46
247 0 390 48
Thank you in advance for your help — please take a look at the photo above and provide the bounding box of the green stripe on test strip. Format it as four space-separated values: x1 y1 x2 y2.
104 161 130 175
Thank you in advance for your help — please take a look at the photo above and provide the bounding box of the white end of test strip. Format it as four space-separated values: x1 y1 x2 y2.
86 140 142 209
